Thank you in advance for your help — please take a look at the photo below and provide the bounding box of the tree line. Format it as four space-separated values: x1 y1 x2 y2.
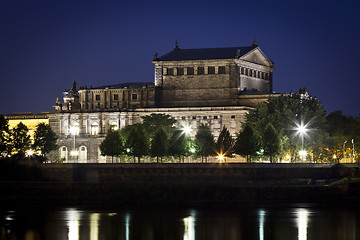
100 90 360 163
0 115 57 162
100 113 236 163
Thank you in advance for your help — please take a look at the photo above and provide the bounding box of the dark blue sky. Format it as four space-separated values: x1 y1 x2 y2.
1 0 359 117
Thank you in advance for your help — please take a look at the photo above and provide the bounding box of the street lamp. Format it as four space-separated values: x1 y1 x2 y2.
352 139 355 163
70 125 79 162
182 124 192 136
296 123 308 161
343 140 347 163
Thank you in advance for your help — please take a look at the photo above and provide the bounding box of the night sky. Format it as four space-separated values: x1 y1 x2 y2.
1 0 359 117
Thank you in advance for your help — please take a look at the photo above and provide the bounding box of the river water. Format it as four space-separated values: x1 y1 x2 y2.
1 204 359 240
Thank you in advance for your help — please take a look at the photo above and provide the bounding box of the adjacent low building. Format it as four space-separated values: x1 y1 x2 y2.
50 41 279 162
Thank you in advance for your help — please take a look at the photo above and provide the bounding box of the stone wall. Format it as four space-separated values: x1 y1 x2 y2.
39 163 360 184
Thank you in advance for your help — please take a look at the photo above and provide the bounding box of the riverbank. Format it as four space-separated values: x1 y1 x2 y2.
0 163 359 206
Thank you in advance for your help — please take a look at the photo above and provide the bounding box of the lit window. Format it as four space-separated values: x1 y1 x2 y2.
91 123 99 135
208 66 215 74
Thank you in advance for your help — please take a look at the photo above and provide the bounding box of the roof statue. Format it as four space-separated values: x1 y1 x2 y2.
252 36 258 48
174 40 180 50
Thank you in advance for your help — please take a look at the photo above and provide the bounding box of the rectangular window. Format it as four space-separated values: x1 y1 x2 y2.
95 95 100 101
231 115 235 119
132 94 138 100
218 66 226 74
241 67 244 74
214 116 218 119
208 66 215 74
197 67 204 75
113 94 119 101
182 116 186 120
177 68 184 75
167 68 174 75
192 116 196 120
187 67 194 75
203 116 207 120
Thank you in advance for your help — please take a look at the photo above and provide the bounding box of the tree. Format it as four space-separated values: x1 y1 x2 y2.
125 124 149 163
0 114 10 157
100 129 125 163
216 126 234 159
245 90 328 162
32 123 58 161
263 123 281 163
195 124 215 163
11 122 31 157
142 114 176 138
234 124 258 162
150 127 169 163
168 129 187 162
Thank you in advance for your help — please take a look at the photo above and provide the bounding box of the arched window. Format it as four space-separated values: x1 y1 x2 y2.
79 146 87 162
110 122 118 130
91 123 99 135
60 146 68 162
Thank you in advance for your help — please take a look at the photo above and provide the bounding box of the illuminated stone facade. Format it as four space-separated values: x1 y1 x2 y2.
6 113 49 140
50 42 278 162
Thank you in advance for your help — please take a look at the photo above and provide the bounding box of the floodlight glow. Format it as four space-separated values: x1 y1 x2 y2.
182 125 192 135
26 150 33 156
297 125 308 135
70 151 79 156
218 154 224 161
299 150 307 157
70 126 79 135
190 148 195 153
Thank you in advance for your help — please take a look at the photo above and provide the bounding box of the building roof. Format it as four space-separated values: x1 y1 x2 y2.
155 46 256 61
91 82 154 90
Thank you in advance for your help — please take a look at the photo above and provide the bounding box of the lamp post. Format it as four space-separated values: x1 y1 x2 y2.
343 140 347 163
352 139 355 163
70 126 79 162
296 123 308 161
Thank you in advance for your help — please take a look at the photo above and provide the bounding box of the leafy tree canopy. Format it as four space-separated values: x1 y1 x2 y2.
141 114 176 138
216 126 234 158
150 127 169 163
100 129 125 161
234 124 258 162
11 122 31 156
32 123 58 157
195 124 215 162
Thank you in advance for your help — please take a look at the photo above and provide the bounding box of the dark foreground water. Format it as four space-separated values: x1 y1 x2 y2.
1 204 359 240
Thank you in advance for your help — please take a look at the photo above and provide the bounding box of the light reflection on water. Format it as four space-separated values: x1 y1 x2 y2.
296 208 309 240
1 206 360 240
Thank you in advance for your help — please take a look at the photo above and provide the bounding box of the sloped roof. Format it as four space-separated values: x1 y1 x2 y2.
155 46 256 61
92 82 154 89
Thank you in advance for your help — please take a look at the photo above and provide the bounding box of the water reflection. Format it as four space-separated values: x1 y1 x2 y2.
90 213 100 240
125 213 130 240
183 211 196 240
66 209 81 240
296 208 309 240
258 209 266 240
1 206 360 239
